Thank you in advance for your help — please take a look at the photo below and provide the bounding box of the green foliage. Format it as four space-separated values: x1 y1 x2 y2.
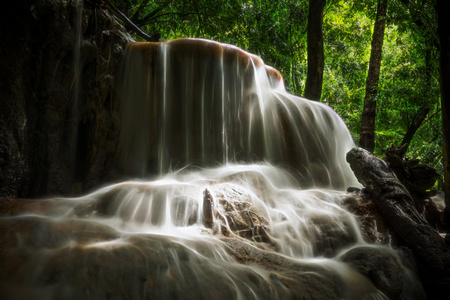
374 0 441 169
321 0 441 171
322 0 374 138
109 0 443 173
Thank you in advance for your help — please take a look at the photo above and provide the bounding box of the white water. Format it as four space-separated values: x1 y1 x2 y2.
0 39 425 299
0 164 423 299
117 39 358 190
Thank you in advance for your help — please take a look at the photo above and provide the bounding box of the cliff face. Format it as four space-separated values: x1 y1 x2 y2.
0 0 132 197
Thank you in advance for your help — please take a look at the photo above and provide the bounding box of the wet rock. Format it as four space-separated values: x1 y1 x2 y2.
341 247 404 299
342 191 394 245
218 238 346 300
213 184 273 244
0 214 346 300
425 193 446 231
0 0 133 198
0 198 53 216
307 214 357 257
202 188 214 229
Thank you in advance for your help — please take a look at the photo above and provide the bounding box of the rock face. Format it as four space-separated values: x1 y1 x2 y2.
0 0 132 198
0 214 347 300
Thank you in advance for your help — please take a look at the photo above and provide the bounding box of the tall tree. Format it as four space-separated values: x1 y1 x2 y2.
304 0 326 101
437 0 450 232
359 0 388 153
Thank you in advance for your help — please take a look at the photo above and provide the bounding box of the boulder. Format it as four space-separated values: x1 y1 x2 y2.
341 247 404 299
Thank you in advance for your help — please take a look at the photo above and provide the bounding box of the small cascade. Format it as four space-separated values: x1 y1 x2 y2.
0 165 425 299
117 39 357 189
70 0 83 191
73 0 83 107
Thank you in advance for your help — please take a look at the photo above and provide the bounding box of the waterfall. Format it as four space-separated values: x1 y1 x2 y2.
0 39 425 300
70 0 83 192
117 39 357 189
72 0 83 110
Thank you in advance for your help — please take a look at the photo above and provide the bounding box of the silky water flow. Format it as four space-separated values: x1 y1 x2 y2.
0 39 425 299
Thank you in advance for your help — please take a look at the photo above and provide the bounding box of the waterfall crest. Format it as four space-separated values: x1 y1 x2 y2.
118 39 357 189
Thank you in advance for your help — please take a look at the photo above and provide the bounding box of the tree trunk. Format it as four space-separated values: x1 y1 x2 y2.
359 0 387 153
437 0 450 232
346 147 450 298
304 0 326 101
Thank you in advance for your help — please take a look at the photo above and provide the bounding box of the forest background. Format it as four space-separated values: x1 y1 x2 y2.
108 0 442 184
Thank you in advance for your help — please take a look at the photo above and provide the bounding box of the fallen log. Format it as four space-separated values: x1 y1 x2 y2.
346 147 450 299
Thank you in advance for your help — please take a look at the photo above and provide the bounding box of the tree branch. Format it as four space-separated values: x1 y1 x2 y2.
137 1 173 26
102 0 159 41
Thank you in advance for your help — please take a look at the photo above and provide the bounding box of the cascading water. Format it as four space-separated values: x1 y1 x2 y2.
72 0 83 114
0 39 425 299
70 0 83 191
117 39 357 189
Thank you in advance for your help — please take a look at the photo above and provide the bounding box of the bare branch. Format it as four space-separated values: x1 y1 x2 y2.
102 0 159 41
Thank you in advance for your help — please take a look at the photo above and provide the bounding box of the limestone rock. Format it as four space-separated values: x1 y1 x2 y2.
0 0 133 198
